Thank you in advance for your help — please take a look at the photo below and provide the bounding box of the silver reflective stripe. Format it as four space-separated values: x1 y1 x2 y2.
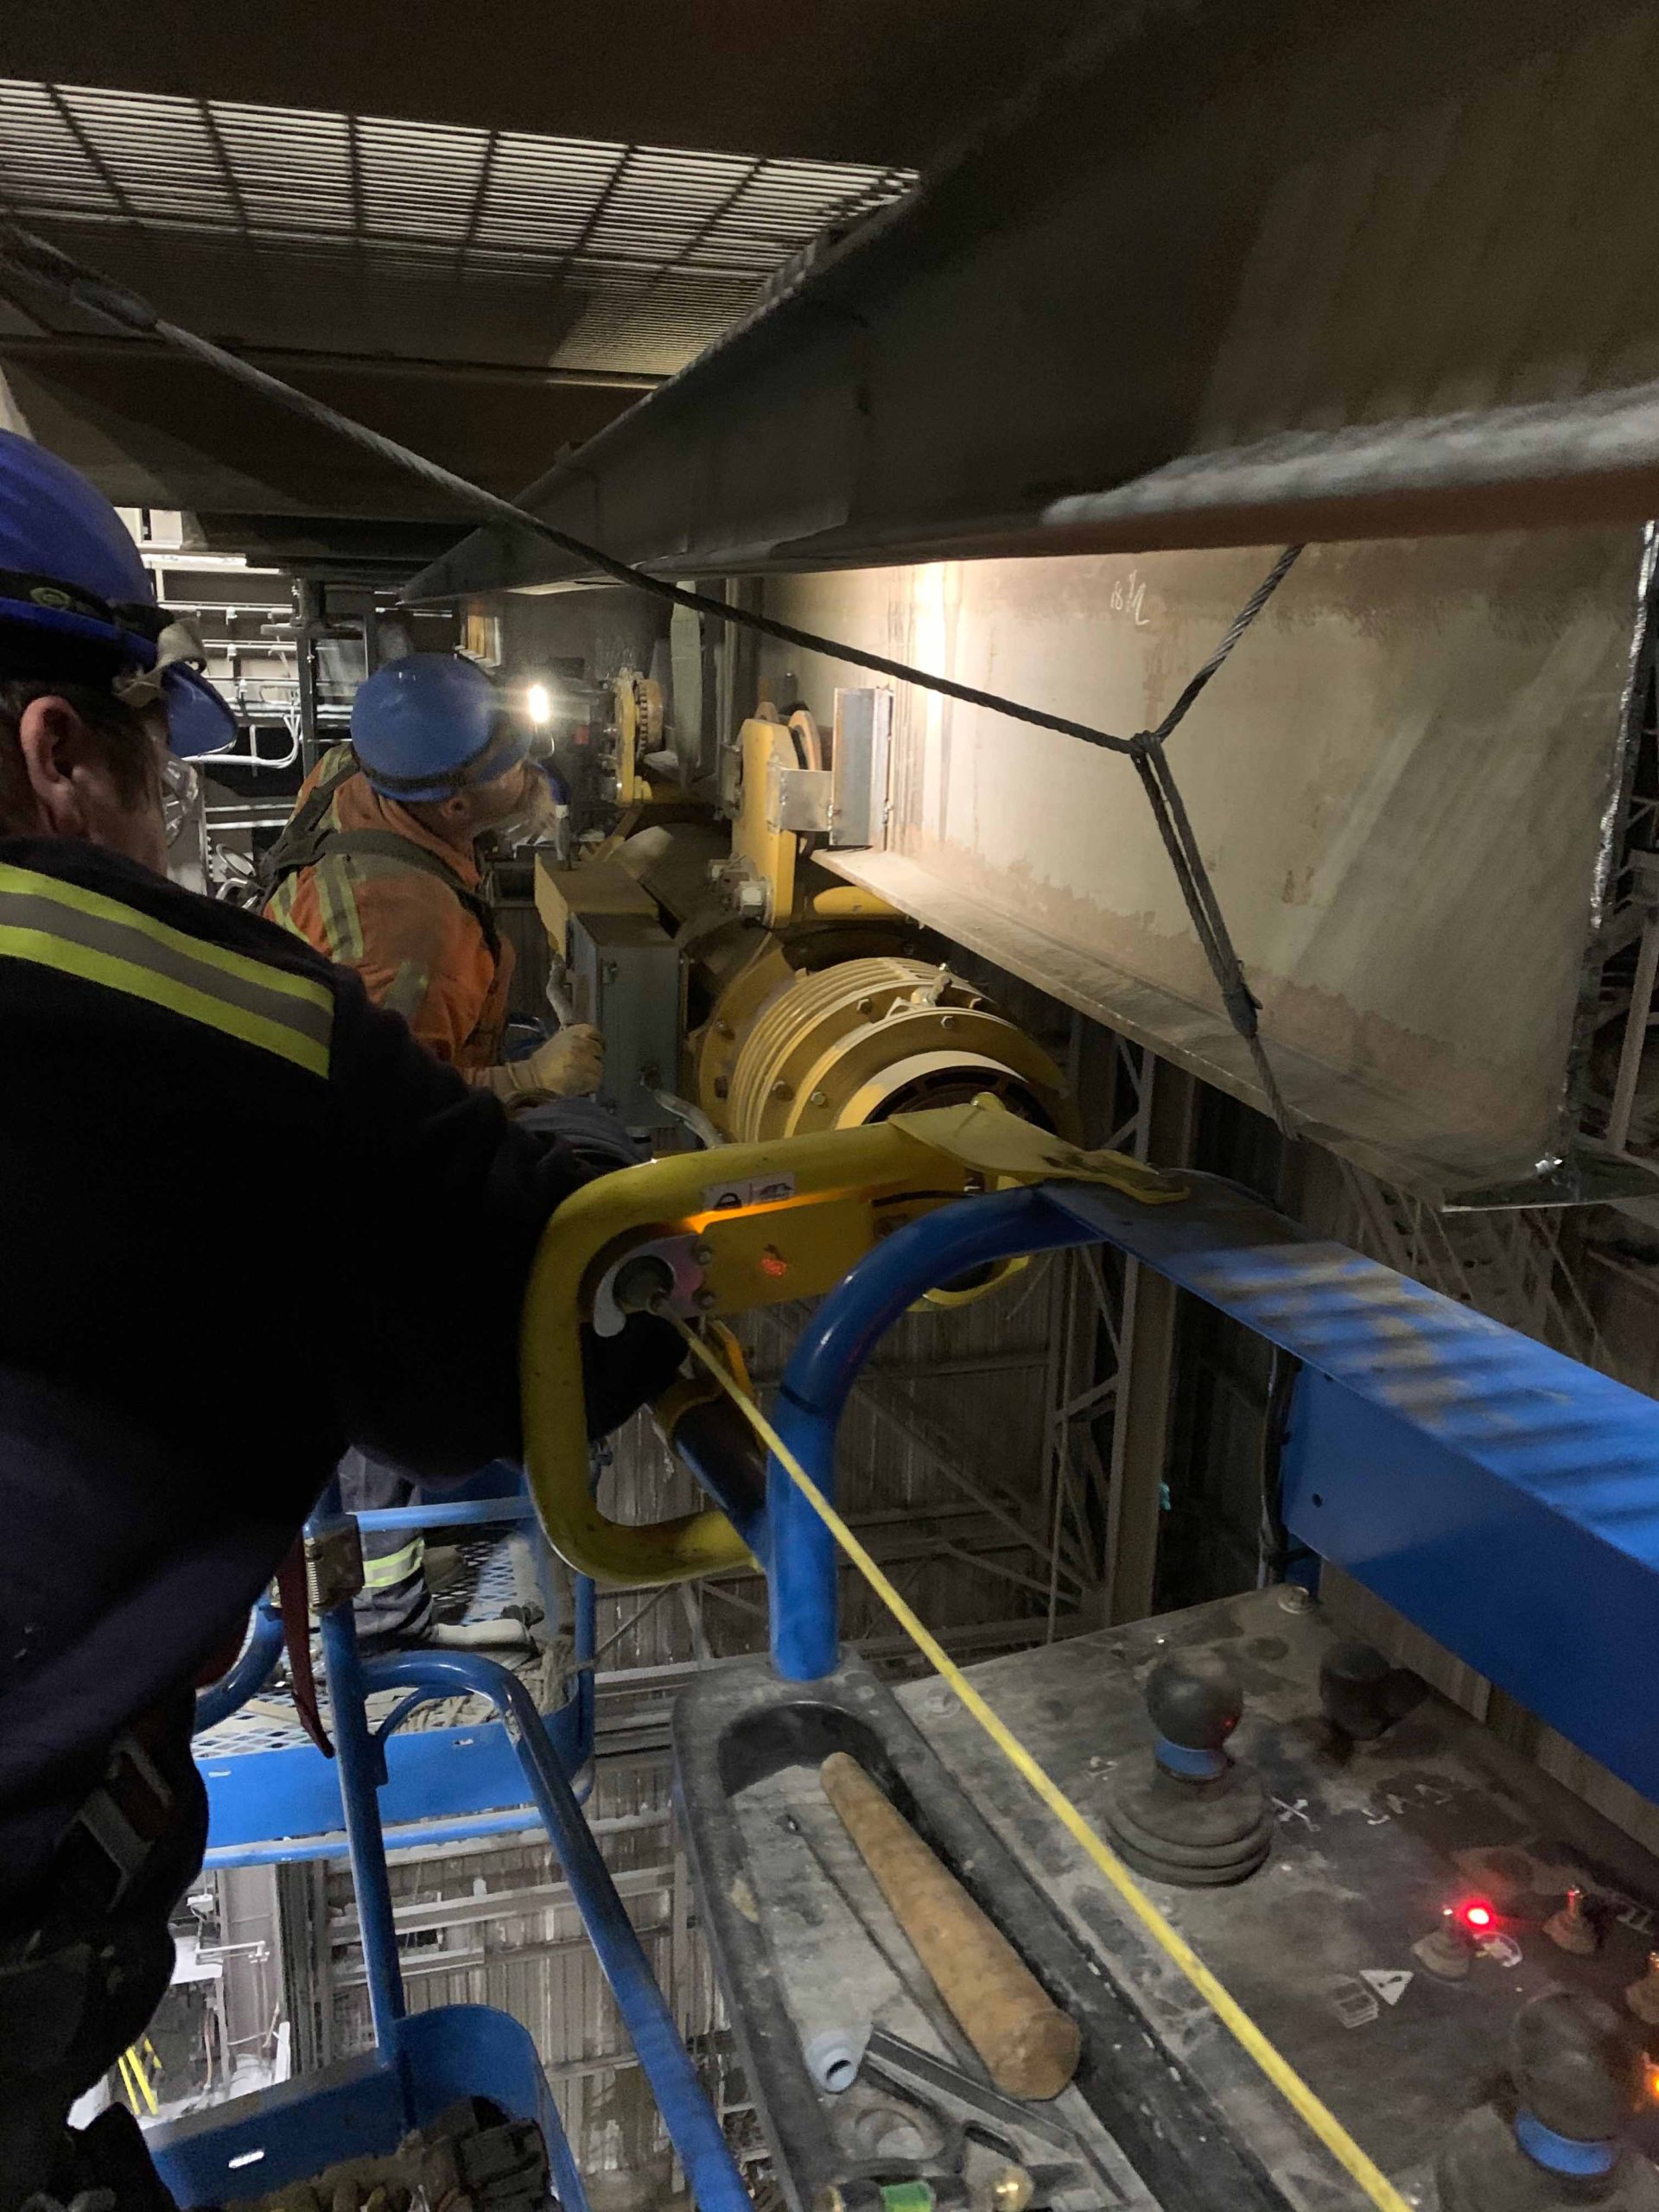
0 887 331 1048
0 863 333 1077
382 959 432 1021
362 1537 424 1589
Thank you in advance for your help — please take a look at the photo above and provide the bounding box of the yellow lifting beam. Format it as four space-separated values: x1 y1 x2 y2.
518 1098 1184 1588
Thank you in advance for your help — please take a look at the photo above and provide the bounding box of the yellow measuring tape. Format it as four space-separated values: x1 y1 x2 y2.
669 1318 1410 2212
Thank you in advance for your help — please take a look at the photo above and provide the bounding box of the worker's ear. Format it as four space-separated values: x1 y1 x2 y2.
13 693 106 838
436 791 474 829
12 693 167 870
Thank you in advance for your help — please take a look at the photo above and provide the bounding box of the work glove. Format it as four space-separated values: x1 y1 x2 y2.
476 1023 604 1102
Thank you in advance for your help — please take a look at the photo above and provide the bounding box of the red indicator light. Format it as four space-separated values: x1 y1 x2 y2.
1459 1901 1495 1932
760 1246 790 1280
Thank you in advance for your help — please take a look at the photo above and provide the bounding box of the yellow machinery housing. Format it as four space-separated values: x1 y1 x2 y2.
519 1099 1180 1586
535 691 1076 1150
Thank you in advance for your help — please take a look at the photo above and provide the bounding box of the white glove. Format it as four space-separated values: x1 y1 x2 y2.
483 1023 604 1101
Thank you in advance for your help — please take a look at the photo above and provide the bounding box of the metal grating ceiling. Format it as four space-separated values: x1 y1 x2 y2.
0 80 913 372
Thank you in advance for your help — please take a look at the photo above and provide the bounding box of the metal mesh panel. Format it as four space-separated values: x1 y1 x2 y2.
0 81 912 371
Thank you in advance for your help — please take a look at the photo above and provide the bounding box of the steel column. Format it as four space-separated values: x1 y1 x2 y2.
1106 1052 1199 1623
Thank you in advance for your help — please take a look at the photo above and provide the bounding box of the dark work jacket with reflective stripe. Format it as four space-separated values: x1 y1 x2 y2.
0 836 674 1910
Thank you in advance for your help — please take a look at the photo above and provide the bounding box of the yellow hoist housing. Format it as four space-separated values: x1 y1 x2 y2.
535 692 1077 1152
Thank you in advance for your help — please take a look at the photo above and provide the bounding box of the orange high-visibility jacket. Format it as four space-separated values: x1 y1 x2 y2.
264 745 514 1071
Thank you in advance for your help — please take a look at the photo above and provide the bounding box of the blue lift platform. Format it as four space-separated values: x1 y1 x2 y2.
156 1469 749 2211
148 1123 1659 2209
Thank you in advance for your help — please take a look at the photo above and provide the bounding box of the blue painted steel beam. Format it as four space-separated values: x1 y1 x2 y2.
757 1170 1659 1802
353 1496 538 1530
1043 1176 1659 1802
204 1803 571 1869
1283 1370 1659 1796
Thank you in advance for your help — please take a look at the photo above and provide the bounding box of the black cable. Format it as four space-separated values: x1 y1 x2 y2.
1155 751 1294 1134
0 223 1137 760
0 217 1302 1135
1148 543 1303 747
1131 740 1295 1136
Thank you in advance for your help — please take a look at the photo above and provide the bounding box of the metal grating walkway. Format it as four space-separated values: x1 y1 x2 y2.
0 80 913 372
194 1533 545 1762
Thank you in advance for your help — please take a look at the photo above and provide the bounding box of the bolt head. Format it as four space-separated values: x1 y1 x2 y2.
809 1088 829 1107
771 1079 793 1100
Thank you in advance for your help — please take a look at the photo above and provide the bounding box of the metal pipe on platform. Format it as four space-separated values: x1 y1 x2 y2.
311 1482 407 2044
361 1647 751 2212
351 1495 539 1531
766 1184 1100 1681
194 1595 285 1732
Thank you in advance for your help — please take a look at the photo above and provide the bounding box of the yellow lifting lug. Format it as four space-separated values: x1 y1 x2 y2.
518 1099 1187 1589
886 1096 1189 1207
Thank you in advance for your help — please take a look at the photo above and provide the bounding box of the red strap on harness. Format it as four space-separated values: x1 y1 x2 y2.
276 1535 334 1759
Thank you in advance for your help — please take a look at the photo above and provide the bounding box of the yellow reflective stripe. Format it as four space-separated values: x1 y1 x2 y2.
0 861 331 1026
0 922 331 1077
361 1537 424 1588
315 858 365 963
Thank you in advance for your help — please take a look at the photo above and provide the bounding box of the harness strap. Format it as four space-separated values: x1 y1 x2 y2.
257 750 360 891
276 1538 334 1760
263 757 501 963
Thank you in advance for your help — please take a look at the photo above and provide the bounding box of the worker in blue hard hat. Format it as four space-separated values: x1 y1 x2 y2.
0 429 678 2209
0 428 236 891
264 652 602 1100
262 651 608 1645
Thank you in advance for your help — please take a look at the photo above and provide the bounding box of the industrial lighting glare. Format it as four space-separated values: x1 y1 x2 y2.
526 682 552 727
1459 1900 1495 1933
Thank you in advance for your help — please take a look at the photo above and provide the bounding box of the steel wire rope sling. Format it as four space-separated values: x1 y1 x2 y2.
664 1313 1410 2212
0 221 1302 1135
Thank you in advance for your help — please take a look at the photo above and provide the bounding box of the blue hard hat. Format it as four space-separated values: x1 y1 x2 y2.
351 652 527 803
0 429 237 758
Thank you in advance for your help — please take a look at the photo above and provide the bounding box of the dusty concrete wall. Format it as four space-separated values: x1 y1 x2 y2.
759 531 1645 1189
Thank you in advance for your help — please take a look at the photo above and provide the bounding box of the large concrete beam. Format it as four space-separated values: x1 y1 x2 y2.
408 0 1659 598
0 334 641 565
